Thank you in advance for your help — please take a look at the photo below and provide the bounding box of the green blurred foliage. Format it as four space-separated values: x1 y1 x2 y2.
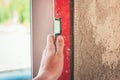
0 0 30 24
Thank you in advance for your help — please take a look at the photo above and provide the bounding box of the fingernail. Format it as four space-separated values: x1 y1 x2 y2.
57 35 63 42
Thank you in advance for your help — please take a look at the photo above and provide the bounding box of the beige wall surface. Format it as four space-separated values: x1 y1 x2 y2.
32 0 53 77
74 0 120 80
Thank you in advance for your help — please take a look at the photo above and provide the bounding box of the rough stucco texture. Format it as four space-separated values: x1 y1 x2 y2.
74 0 120 80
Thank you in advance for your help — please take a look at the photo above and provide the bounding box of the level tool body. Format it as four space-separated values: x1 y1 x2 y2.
54 0 73 80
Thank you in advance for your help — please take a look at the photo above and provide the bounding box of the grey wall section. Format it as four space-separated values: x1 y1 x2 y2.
32 0 53 77
74 0 120 80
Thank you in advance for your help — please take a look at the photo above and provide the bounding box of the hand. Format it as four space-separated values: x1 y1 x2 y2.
34 35 64 80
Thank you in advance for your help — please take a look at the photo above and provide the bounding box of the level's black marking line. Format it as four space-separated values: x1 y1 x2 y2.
70 0 74 80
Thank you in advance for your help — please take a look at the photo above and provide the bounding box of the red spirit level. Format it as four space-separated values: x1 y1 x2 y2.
54 0 73 80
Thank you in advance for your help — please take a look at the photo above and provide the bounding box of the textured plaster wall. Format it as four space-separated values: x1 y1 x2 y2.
74 0 120 80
